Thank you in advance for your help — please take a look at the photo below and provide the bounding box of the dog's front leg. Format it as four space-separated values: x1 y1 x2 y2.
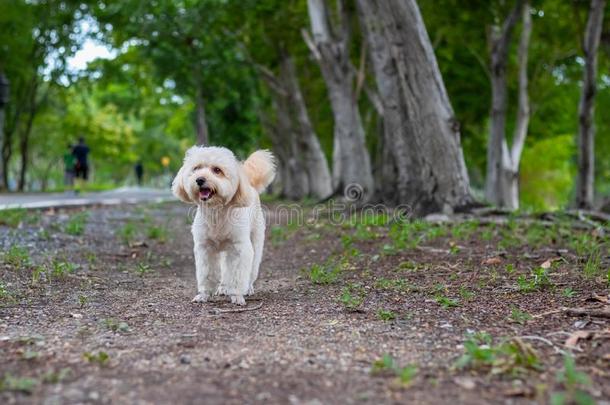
218 240 253 305
192 244 220 303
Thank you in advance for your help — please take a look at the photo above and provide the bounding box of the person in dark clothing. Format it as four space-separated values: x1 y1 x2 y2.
134 161 144 186
63 143 76 188
73 137 90 181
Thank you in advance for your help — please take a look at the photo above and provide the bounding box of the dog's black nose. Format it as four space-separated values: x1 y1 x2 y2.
196 177 206 186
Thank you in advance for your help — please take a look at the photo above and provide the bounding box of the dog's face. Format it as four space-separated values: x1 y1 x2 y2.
172 146 254 207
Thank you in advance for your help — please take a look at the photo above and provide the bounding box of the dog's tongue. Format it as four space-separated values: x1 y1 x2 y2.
199 188 212 200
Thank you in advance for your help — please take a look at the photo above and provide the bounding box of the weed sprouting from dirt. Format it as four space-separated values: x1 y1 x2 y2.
64 212 89 235
4 246 31 268
551 355 594 405
517 267 554 292
455 332 541 376
100 318 130 333
0 373 38 394
0 208 40 228
146 224 167 242
338 283 365 311
83 351 110 366
307 259 342 284
583 246 603 278
371 354 418 386
509 307 532 324
118 222 137 245
376 309 396 321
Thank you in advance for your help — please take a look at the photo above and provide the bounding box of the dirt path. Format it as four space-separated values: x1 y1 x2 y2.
1 202 609 404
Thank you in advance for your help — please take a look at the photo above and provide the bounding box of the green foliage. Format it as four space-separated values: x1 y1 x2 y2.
50 260 77 279
0 282 12 302
455 333 541 376
376 309 397 322
4 246 30 267
146 225 167 242
517 267 554 292
83 351 110 366
509 307 532 324
520 135 575 211
339 283 365 311
0 373 38 394
64 212 88 236
119 222 137 245
306 258 343 285
101 318 130 333
371 354 418 386
583 247 603 278
0 208 39 228
551 355 594 405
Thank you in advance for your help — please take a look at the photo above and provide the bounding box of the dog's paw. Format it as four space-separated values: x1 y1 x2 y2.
230 295 246 306
192 293 209 303
246 285 255 296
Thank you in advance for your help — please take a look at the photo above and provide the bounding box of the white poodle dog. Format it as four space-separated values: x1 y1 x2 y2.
172 146 275 305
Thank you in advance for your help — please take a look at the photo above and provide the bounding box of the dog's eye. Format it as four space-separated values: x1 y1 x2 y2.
212 167 223 175
192 164 202 172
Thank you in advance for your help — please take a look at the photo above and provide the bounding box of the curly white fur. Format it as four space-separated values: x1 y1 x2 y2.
171 146 275 305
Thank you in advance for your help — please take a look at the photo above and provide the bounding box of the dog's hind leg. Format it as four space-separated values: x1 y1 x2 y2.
218 239 253 305
248 224 265 295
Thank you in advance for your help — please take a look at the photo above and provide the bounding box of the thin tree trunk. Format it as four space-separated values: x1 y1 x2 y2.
0 107 5 190
357 0 474 215
280 52 333 199
576 0 606 209
505 1 533 210
257 64 309 199
18 80 38 192
193 74 209 146
303 0 374 202
485 0 523 208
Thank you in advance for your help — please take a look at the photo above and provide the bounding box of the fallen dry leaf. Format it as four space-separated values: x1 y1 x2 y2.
482 257 502 265
588 293 609 304
565 330 593 348
540 257 561 269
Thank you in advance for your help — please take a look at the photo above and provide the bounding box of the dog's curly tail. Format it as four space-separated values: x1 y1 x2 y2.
243 150 276 193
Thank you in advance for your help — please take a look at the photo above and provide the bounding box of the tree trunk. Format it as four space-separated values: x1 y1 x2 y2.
280 52 333 199
0 107 5 190
505 1 533 210
18 80 38 192
304 0 374 202
485 0 523 208
194 76 209 146
357 0 474 215
576 0 606 209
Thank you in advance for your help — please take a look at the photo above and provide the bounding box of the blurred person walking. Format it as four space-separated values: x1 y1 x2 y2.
73 137 90 191
134 161 144 186
63 143 75 190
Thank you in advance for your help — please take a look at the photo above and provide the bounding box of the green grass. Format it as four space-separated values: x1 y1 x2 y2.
562 287 576 298
509 307 532 324
377 309 397 321
551 355 594 405
455 332 541 376
582 246 603 278
100 318 130 333
307 259 342 285
0 208 40 228
146 224 167 242
0 373 38 394
119 222 137 244
371 354 418 386
4 245 31 267
339 284 365 311
517 267 554 292
63 212 89 235
83 351 110 366
50 259 76 279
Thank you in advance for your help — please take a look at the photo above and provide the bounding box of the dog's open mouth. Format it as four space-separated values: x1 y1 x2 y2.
198 187 215 201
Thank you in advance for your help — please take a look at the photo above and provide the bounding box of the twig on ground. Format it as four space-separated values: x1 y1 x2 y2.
208 302 263 315
564 308 610 319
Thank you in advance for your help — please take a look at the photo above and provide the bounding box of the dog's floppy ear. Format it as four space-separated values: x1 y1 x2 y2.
229 165 255 208
171 165 191 203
